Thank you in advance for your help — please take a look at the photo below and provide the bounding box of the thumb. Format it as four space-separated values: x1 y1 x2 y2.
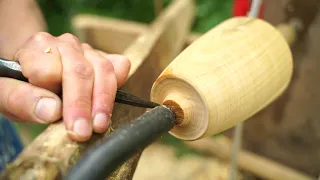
0 78 62 123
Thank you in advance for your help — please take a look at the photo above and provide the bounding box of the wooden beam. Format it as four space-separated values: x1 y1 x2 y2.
0 0 195 179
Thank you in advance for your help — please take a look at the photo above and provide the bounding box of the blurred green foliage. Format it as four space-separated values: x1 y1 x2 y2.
37 0 232 35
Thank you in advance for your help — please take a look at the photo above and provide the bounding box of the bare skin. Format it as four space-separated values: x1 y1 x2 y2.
0 0 131 142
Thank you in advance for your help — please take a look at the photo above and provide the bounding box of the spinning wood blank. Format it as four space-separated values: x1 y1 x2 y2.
150 17 293 140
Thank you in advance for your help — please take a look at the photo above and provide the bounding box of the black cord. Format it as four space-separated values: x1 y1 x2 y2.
63 106 176 180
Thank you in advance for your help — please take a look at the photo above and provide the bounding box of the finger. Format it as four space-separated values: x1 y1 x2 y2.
82 44 131 87
0 78 62 123
102 53 131 87
14 32 62 94
58 33 83 53
58 43 94 142
83 48 117 133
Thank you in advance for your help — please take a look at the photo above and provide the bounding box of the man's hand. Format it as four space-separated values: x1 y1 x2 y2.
0 32 131 142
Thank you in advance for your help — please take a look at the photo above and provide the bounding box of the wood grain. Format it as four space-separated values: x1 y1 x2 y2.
0 0 195 179
150 17 293 140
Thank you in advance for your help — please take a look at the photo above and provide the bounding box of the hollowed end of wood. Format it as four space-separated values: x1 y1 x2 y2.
163 100 184 125
150 75 209 141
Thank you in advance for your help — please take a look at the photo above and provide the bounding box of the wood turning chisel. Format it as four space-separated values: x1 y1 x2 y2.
0 57 173 180
0 58 160 109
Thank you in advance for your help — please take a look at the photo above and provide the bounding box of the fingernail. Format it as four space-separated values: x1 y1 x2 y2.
73 118 91 138
93 113 109 132
35 98 57 122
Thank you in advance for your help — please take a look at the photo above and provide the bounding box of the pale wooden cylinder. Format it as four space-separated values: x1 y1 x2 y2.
150 17 293 140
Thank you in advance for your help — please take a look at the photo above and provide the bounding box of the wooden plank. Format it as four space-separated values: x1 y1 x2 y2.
0 0 195 179
72 14 201 54
72 15 149 54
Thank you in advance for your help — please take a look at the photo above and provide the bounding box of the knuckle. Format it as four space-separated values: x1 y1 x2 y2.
71 63 94 80
61 33 80 44
57 42 73 51
99 59 115 74
29 32 52 43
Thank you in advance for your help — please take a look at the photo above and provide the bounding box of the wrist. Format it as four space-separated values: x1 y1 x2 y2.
0 0 47 59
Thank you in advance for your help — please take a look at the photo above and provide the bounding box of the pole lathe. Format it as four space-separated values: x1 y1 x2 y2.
65 16 293 180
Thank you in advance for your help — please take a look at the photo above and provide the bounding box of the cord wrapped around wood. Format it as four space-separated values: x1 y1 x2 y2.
63 106 175 180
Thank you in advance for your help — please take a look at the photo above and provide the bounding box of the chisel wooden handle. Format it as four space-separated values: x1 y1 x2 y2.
151 17 293 140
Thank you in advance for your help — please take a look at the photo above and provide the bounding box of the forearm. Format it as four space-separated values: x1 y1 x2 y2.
0 0 47 59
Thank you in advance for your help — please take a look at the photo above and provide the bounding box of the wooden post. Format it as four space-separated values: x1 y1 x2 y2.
0 0 195 179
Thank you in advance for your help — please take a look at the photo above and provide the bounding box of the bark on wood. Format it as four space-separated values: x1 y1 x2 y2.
0 0 195 179
184 137 316 180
